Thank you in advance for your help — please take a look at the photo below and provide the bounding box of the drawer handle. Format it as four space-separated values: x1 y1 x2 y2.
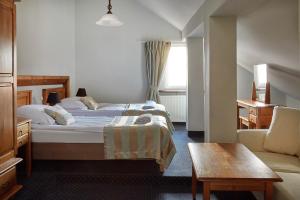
0 181 10 191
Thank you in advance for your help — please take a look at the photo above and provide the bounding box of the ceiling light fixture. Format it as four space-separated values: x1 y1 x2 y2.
96 0 123 27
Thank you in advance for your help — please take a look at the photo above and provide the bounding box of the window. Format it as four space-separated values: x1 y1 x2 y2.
160 44 187 90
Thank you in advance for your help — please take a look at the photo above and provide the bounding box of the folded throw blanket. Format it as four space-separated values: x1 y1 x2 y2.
134 114 152 124
142 100 157 110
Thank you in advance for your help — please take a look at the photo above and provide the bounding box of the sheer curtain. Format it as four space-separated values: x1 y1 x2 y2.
145 41 171 103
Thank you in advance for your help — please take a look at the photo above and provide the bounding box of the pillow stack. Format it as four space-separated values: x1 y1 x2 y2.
80 96 99 110
17 105 56 125
264 106 300 157
44 105 75 125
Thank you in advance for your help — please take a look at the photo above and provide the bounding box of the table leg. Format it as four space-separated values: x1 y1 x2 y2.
192 167 197 200
264 182 273 200
203 182 210 200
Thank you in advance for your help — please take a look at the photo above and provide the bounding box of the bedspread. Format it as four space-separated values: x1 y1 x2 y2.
103 116 176 171
122 104 175 133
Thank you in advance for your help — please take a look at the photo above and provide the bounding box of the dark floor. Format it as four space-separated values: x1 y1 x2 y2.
15 124 256 200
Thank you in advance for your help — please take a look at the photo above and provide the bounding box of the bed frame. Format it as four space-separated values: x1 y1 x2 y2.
16 76 107 160
18 75 70 104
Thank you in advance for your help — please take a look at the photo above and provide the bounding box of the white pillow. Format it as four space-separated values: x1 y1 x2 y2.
59 98 88 110
44 105 75 125
17 105 56 125
264 106 300 156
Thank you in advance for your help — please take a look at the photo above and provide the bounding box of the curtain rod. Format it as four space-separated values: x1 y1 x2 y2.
138 40 186 44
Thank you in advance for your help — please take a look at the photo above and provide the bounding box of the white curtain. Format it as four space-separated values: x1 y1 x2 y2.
145 41 171 103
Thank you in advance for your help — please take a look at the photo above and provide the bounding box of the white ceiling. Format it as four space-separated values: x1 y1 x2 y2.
135 0 207 30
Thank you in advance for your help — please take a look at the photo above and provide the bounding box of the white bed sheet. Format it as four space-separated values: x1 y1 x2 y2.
31 116 113 143
65 103 127 117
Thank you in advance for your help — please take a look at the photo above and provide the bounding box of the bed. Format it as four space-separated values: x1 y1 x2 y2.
16 85 176 171
41 87 175 132
33 76 175 132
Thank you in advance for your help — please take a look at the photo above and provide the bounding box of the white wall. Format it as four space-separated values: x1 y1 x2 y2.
75 0 181 103
16 0 181 103
16 0 76 94
237 0 299 72
187 38 204 131
204 17 237 143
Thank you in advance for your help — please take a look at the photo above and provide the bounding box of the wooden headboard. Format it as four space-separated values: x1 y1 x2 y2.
17 75 70 105
42 87 66 104
17 90 32 107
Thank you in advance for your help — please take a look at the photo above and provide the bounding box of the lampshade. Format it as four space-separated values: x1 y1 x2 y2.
96 0 123 27
47 92 61 106
76 88 87 97
96 14 123 27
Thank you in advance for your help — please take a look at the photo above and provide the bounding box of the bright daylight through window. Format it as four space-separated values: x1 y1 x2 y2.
160 44 187 90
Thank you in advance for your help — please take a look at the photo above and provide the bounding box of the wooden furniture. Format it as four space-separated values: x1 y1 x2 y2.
237 100 275 129
17 90 32 107
188 143 282 200
17 75 70 104
237 81 274 129
0 0 23 198
252 81 271 104
16 117 32 177
16 90 135 160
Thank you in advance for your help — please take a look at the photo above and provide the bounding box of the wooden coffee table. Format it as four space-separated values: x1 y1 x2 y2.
188 143 282 200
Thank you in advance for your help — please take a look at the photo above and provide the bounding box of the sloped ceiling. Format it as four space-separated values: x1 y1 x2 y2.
135 0 206 30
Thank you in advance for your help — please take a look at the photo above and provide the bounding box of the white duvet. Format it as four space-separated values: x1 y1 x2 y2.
31 116 114 143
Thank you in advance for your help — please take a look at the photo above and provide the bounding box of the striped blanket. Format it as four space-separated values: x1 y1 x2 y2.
103 116 176 171
122 104 175 133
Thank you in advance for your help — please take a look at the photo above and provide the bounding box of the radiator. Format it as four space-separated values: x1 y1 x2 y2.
160 94 187 122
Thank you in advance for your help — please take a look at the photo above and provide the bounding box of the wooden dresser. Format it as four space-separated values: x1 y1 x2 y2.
0 0 23 199
16 117 32 177
237 100 275 129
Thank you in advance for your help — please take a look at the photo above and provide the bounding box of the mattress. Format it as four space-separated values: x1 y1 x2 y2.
31 116 113 143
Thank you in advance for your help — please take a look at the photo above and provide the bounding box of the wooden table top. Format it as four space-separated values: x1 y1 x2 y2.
17 117 31 125
188 143 282 182
237 99 275 108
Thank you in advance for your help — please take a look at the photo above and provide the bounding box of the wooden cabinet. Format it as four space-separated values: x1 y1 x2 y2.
0 85 14 155
0 0 22 198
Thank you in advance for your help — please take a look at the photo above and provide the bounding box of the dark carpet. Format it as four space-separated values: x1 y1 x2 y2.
15 124 256 200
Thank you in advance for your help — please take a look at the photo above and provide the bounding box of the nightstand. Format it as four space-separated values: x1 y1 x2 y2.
16 117 32 177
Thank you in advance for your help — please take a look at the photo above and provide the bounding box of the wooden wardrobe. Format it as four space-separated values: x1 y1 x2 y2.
0 0 22 199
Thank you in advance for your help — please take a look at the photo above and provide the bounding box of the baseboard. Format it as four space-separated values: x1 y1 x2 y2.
188 131 204 137
172 122 186 126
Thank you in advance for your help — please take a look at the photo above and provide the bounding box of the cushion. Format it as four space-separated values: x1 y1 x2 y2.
44 105 75 125
80 96 99 110
17 105 56 125
264 106 300 155
254 152 300 173
59 97 88 110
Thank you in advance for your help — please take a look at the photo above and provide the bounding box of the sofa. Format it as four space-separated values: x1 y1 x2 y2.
237 106 300 200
